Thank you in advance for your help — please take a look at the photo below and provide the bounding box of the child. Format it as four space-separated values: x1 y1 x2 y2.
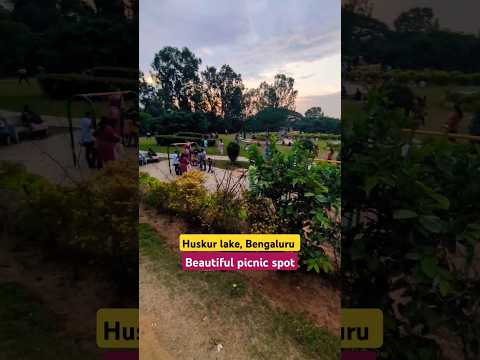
207 157 214 173
191 149 198 166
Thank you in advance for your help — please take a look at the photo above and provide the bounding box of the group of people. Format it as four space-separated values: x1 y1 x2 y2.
21 105 49 137
80 93 138 169
171 142 214 175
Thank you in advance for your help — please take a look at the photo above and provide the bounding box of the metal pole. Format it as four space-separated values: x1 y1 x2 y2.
167 144 171 174
67 97 77 167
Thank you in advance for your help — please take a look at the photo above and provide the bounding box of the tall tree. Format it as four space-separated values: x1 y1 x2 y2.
201 66 221 116
342 0 373 17
12 0 59 32
151 46 202 112
394 7 436 33
257 74 298 111
217 65 244 125
243 88 260 117
305 107 324 118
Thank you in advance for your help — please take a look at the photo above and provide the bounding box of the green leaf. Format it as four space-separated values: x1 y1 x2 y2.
364 176 379 196
393 209 418 219
419 215 444 234
438 279 450 297
421 257 438 278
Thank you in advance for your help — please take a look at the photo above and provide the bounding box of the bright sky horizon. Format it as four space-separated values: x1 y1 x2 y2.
140 0 341 118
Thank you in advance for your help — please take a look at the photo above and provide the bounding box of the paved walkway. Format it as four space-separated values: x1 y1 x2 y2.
140 160 248 192
154 152 249 162
0 130 96 185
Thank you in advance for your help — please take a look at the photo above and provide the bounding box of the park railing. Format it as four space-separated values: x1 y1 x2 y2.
314 159 341 165
401 128 480 142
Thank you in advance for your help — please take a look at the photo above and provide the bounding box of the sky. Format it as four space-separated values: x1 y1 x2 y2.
371 0 480 34
140 0 341 117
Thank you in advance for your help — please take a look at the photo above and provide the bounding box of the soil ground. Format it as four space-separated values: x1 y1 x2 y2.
139 207 340 360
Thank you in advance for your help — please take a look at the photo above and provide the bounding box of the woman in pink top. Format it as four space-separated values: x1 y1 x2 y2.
179 152 189 174
95 117 120 168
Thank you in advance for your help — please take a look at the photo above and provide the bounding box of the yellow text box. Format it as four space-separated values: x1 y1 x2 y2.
179 234 301 251
341 309 383 348
97 308 139 349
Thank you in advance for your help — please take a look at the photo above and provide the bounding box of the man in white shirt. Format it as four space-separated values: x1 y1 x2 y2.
80 112 96 169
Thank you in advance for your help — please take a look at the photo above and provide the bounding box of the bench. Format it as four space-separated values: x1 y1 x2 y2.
0 113 48 143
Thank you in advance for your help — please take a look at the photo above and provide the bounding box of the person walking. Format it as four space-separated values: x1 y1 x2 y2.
179 152 189 174
95 117 119 169
198 148 207 171
80 112 96 169
207 157 214 173
172 151 180 175
18 68 30 85
217 139 224 155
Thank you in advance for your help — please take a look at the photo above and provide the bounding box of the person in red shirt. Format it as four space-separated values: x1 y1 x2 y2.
179 152 189 175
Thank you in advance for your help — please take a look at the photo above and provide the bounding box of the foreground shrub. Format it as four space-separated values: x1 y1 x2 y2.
0 158 138 290
342 89 480 359
248 142 341 274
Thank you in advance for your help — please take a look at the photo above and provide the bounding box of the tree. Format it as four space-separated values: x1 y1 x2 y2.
257 74 298 111
151 46 202 112
245 108 301 132
305 107 324 118
243 88 260 117
0 20 35 74
94 0 126 17
201 66 221 116
342 0 373 17
394 7 436 33
12 0 59 32
218 65 244 130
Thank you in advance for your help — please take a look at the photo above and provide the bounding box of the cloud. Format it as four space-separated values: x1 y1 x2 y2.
140 0 341 116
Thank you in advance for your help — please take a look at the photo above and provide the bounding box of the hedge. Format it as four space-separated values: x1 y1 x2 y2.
347 68 480 86
38 73 137 99
176 132 208 137
155 135 216 147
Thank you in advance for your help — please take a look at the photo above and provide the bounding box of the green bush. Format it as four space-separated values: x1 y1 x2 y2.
0 158 138 289
248 143 341 273
37 73 137 99
227 142 240 163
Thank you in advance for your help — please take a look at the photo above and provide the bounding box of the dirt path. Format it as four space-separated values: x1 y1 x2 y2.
0 238 114 357
140 259 265 360
140 208 340 333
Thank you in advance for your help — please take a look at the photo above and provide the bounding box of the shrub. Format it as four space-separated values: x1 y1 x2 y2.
0 158 139 290
227 142 240 163
248 143 341 273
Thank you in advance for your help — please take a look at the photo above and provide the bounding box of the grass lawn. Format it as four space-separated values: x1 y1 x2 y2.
139 224 339 360
0 78 133 118
343 85 477 134
140 134 334 159
212 159 249 170
0 282 96 359
140 134 250 157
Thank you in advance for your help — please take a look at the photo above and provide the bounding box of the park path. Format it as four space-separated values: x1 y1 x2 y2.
154 152 249 162
0 130 96 185
140 160 249 192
